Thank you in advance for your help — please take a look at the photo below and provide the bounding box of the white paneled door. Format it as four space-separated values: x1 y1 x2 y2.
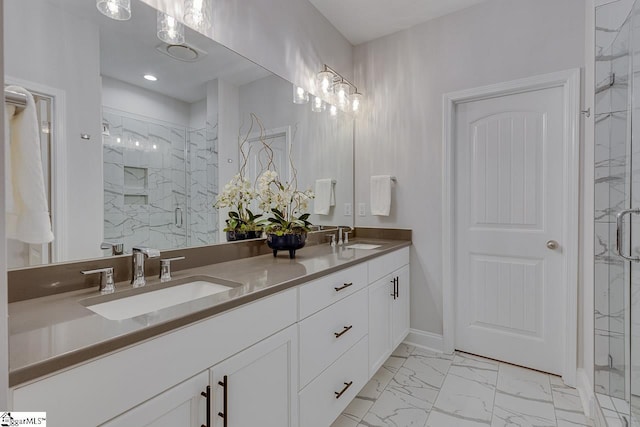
454 86 565 375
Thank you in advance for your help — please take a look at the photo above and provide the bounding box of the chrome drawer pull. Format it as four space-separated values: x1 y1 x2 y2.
334 282 353 292
334 381 353 399
334 325 353 338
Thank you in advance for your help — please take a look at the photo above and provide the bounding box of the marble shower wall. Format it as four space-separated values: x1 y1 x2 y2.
594 0 635 401
103 109 218 254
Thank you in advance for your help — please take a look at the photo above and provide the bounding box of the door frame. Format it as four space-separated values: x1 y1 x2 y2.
441 68 580 386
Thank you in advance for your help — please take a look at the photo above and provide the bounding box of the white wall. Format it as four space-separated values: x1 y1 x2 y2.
353 0 586 341
5 0 103 262
102 76 196 128
217 79 240 237
140 0 353 98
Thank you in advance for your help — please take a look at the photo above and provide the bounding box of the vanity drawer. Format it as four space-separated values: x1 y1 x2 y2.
368 246 409 283
299 337 368 427
299 288 368 387
299 262 367 319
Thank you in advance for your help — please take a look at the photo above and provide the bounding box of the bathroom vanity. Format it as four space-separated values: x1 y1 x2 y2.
8 239 410 427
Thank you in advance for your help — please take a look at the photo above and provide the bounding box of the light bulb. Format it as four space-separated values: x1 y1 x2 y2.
351 92 363 113
293 86 309 104
96 0 131 20
135 140 140 147
157 11 185 44
317 71 333 95
153 144 157 150
329 105 338 117
311 96 325 113
184 0 211 32
116 137 121 143
335 82 350 109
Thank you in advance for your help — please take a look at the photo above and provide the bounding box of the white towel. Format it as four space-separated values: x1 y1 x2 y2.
313 178 335 215
6 85 54 244
370 175 392 216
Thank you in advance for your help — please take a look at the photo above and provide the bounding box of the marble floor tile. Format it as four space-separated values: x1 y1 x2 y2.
338 347 594 427
496 363 553 402
491 390 556 426
554 409 593 427
428 364 497 424
331 415 360 427
358 366 396 400
360 387 430 427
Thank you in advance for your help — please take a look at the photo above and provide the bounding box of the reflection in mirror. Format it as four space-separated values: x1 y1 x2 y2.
5 0 354 268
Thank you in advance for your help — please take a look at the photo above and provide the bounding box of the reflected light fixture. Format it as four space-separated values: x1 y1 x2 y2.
311 96 326 113
143 74 158 81
329 105 338 117
96 0 131 20
184 0 212 33
293 86 309 104
157 11 185 44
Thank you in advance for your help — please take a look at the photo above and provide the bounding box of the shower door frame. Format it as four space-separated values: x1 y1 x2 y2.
5 76 67 263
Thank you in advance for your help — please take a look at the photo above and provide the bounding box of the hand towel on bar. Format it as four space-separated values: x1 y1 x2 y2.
6 85 54 244
370 175 392 216
313 178 335 215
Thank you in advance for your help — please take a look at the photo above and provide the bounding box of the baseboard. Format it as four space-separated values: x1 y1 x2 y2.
404 329 445 353
575 368 600 423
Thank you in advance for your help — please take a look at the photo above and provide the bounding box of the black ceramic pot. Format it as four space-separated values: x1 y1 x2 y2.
266 232 307 258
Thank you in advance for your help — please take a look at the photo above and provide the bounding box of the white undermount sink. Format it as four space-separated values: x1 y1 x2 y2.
82 278 236 321
345 243 382 250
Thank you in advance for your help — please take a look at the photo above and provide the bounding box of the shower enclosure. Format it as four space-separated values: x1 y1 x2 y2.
102 108 219 255
595 0 640 424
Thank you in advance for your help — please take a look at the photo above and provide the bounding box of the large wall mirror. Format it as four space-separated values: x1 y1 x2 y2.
5 0 354 268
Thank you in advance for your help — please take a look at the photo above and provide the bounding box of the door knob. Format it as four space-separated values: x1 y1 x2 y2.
546 240 559 250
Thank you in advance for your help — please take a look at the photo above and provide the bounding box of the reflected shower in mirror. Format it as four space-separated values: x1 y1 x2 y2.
4 0 354 268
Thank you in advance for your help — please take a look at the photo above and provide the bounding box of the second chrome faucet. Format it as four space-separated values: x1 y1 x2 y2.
131 246 161 287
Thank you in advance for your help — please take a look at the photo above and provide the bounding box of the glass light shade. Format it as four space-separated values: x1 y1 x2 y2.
317 71 334 95
96 0 131 20
184 0 211 32
351 92 363 113
157 11 185 45
329 104 338 117
293 86 309 104
311 96 326 113
335 82 350 109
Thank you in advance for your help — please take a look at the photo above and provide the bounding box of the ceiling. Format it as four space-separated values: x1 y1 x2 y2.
50 0 270 103
308 0 490 45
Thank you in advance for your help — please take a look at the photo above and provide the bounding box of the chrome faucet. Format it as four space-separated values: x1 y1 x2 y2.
131 246 161 287
82 267 116 294
338 226 352 245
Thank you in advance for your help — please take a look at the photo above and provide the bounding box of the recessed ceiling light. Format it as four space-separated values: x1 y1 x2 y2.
143 74 158 81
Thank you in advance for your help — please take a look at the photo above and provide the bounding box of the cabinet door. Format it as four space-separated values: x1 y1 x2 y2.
210 325 298 427
392 264 411 349
101 371 208 427
368 275 393 377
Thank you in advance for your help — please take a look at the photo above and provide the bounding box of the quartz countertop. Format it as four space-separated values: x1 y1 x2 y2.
8 238 410 387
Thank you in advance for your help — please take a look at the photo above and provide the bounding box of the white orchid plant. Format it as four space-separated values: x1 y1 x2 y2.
256 169 314 236
214 173 264 232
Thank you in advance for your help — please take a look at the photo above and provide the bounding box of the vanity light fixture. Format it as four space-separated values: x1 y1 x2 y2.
184 0 212 33
143 74 158 81
157 11 185 45
315 64 363 113
311 95 326 113
96 0 131 20
293 86 309 104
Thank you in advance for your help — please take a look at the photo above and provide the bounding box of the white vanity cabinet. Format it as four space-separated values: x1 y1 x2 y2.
101 371 209 427
368 247 410 376
209 325 298 427
11 289 297 427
